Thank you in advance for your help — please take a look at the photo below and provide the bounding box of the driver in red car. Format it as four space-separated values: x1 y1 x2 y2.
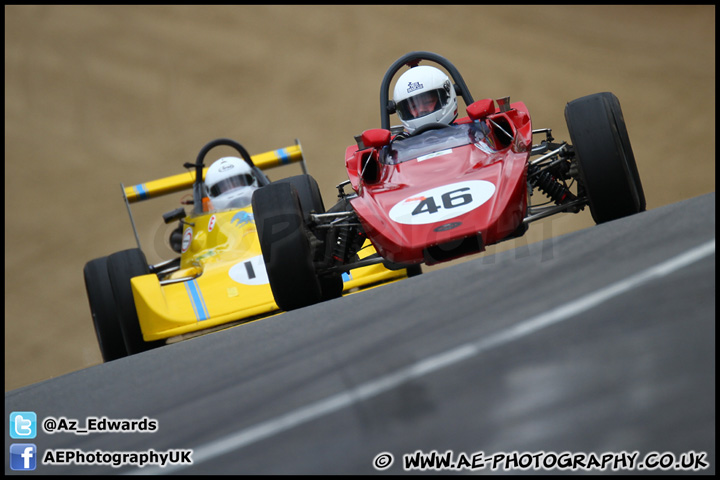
393 65 459 136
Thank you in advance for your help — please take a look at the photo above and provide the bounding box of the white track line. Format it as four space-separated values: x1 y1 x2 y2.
129 239 714 475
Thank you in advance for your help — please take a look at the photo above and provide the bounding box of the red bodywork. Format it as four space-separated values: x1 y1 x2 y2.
345 101 533 265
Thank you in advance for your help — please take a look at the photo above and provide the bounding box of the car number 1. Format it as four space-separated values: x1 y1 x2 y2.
229 254 270 286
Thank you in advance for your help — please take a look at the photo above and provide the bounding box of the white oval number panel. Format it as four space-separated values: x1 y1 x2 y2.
229 255 269 286
181 228 193 253
389 180 496 225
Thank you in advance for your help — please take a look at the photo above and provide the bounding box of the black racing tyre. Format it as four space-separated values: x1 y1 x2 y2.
83 256 127 362
606 93 646 212
106 249 164 355
273 175 344 302
406 264 423 277
274 174 325 222
318 273 344 301
253 182 323 310
565 92 645 224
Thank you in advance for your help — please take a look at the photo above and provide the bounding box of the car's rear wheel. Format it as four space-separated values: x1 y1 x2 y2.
107 248 164 355
253 180 325 310
565 92 646 224
83 256 127 362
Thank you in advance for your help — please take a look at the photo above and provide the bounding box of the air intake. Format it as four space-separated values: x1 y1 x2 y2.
423 233 483 265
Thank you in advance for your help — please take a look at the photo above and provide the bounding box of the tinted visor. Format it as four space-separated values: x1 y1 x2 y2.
396 89 449 120
209 174 255 197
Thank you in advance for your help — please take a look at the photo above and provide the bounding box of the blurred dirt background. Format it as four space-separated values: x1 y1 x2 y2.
4 6 715 391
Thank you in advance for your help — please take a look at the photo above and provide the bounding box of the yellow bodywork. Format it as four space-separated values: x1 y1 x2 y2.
124 143 409 342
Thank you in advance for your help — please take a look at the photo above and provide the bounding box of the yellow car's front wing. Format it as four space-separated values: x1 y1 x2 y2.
131 239 408 342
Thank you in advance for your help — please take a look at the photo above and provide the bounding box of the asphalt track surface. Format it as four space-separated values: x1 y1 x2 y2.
5 192 715 475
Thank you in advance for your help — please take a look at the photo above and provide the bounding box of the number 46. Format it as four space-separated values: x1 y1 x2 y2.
412 188 472 216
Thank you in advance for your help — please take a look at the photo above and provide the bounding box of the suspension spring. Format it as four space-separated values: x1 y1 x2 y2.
332 226 351 263
534 170 576 205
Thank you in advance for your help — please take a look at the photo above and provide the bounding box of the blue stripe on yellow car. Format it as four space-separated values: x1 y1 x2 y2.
132 184 150 200
276 148 290 164
184 280 209 321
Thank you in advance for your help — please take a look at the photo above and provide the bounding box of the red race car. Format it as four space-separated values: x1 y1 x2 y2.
252 51 646 311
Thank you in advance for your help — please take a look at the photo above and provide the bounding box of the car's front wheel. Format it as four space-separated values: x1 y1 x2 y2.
83 256 127 362
106 249 164 355
253 181 325 311
565 92 646 224
273 175 343 301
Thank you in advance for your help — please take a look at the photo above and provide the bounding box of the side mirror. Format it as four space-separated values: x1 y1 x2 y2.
496 96 511 112
466 99 496 121
163 207 186 224
361 128 392 149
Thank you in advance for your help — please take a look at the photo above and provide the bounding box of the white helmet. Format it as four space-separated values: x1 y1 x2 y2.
393 65 458 133
204 156 259 210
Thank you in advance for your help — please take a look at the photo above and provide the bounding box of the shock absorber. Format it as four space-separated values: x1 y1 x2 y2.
533 169 577 205
332 226 351 263
332 224 367 265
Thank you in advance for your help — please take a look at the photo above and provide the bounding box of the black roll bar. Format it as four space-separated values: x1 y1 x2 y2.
379 51 475 130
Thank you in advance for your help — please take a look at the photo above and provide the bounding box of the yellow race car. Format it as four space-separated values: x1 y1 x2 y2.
83 138 417 362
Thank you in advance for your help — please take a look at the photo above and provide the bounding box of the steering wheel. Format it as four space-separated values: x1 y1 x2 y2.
409 122 452 137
